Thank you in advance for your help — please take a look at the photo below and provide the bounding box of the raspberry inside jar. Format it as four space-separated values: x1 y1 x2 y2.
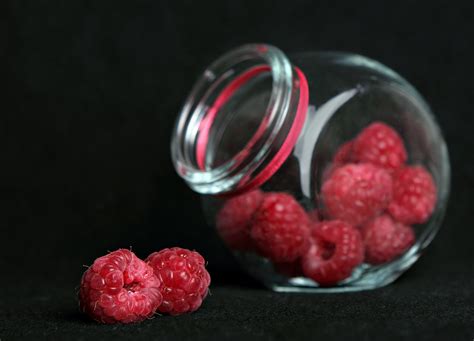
172 44 450 292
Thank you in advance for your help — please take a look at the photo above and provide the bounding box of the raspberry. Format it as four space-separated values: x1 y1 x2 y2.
333 140 354 165
322 141 355 183
353 122 407 171
250 192 310 262
216 189 263 250
301 220 364 286
321 163 393 225
79 249 162 324
361 214 415 264
146 247 211 316
388 166 437 224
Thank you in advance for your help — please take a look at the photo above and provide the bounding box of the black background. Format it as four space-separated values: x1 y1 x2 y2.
1 1 474 339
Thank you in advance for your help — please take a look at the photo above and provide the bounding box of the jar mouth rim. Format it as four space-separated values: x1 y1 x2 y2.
171 44 308 195
194 65 272 171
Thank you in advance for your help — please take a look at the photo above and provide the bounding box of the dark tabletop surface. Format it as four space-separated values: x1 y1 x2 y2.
2 255 474 340
1 0 474 340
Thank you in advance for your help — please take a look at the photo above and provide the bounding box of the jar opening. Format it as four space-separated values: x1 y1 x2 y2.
195 65 273 171
171 44 309 195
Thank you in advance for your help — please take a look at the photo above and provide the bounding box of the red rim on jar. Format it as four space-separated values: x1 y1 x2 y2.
171 44 309 195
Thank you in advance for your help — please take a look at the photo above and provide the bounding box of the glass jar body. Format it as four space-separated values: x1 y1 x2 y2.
173 45 450 292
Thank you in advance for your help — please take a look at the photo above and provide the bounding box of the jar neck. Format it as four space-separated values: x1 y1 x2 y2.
171 44 309 195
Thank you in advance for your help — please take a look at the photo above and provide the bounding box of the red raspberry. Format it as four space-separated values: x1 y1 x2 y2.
301 220 364 286
353 122 407 171
388 166 437 224
79 249 162 324
321 163 393 225
333 140 354 165
322 141 355 183
361 214 415 264
146 247 211 316
216 189 263 250
250 192 310 262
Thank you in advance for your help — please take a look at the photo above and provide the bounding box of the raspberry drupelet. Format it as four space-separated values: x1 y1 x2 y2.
79 249 162 324
146 247 211 316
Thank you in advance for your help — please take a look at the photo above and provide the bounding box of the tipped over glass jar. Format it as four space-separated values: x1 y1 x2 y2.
171 44 450 292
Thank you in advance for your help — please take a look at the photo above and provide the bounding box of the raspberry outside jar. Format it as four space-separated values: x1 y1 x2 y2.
171 44 450 292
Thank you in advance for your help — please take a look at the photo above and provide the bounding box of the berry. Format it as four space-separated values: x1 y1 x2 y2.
322 141 355 183
353 122 407 171
302 220 364 286
250 192 310 262
146 247 211 316
79 249 162 324
333 140 354 165
388 166 437 224
216 189 263 250
321 163 393 225
361 214 415 264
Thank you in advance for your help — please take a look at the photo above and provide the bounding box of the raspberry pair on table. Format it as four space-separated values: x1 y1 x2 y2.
79 247 210 324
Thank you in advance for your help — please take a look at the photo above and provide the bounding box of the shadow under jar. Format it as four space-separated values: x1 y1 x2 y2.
171 44 450 292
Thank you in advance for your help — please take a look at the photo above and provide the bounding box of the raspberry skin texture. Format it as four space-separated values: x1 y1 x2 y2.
216 189 263 251
361 214 415 264
353 122 407 171
250 192 310 262
146 247 211 316
388 166 437 225
301 220 364 286
321 163 393 226
79 249 162 324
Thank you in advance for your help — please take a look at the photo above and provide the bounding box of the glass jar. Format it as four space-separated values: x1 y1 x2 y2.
171 44 450 292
